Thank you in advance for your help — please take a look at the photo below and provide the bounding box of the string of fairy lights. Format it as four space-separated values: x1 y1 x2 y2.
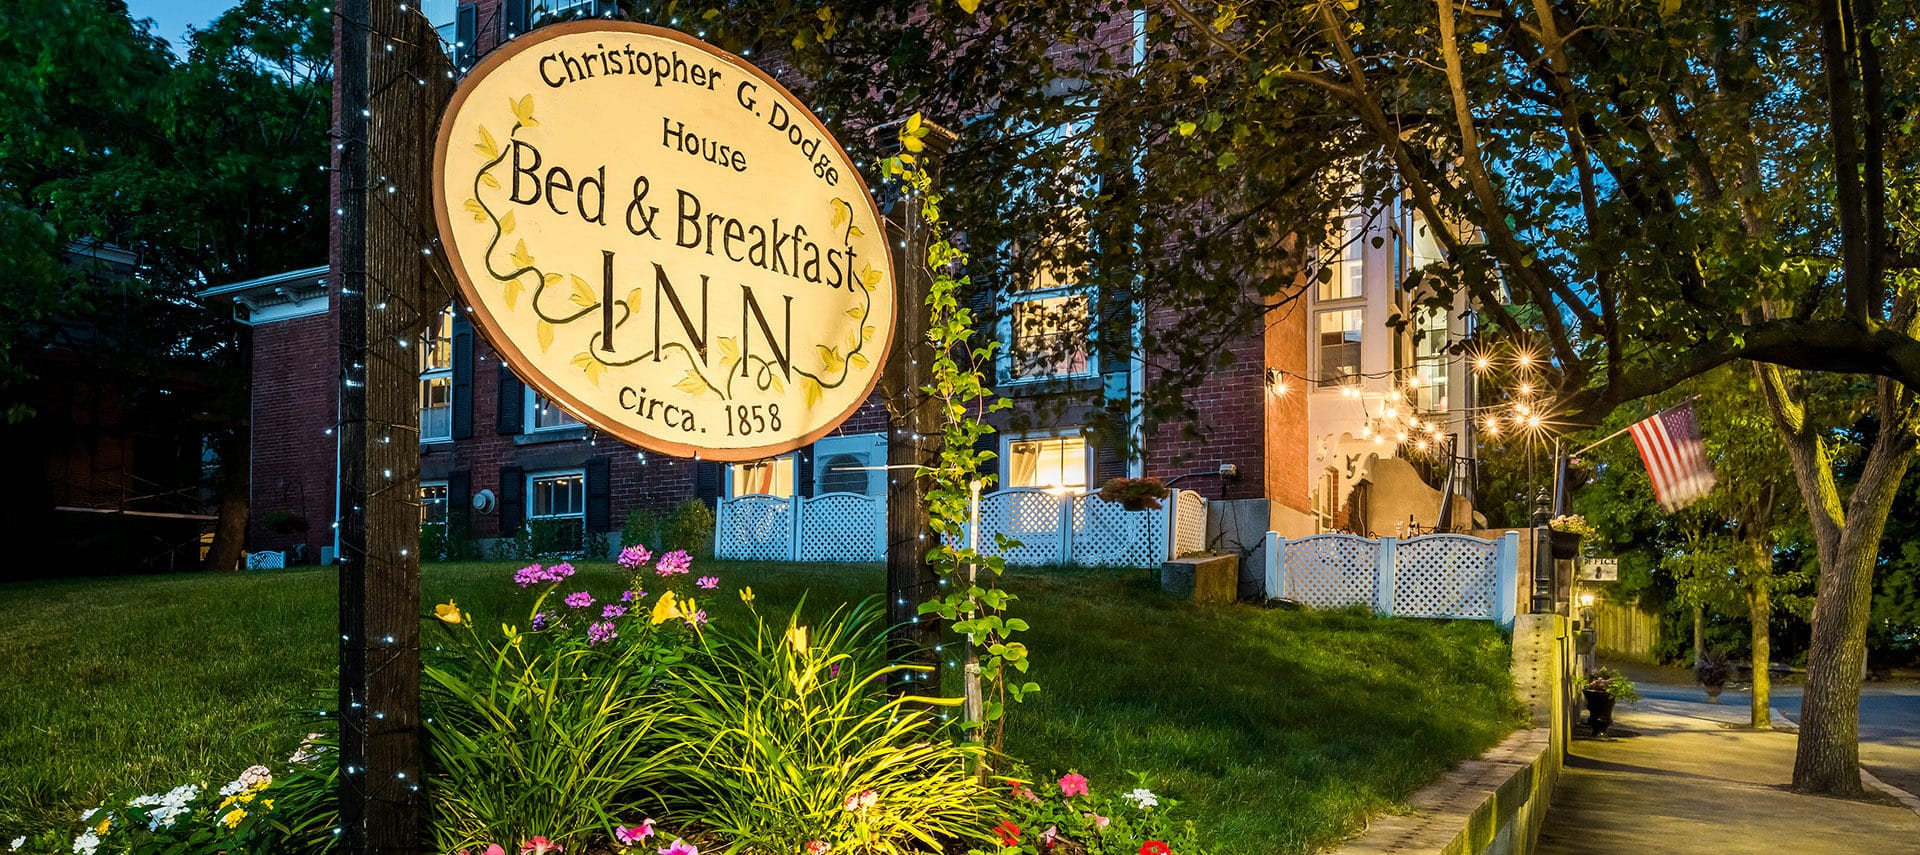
1263 340 1563 456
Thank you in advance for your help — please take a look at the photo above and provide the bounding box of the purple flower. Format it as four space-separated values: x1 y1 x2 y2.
695 575 719 590
617 545 654 571
587 621 617 645
602 604 627 619
514 564 545 588
621 589 640 603
546 562 576 581
690 609 709 627
530 611 556 631
655 550 693 577
564 591 594 609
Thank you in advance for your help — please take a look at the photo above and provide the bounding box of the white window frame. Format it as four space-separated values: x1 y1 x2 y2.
420 480 450 528
524 389 582 433
996 117 1099 387
419 306 454 444
1001 430 1093 495
1314 307 1365 389
726 454 798 498
527 469 587 520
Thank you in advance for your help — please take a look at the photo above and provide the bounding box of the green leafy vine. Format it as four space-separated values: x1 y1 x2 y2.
887 115 1028 753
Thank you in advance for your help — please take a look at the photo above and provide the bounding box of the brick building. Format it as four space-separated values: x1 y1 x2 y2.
205 1 1479 563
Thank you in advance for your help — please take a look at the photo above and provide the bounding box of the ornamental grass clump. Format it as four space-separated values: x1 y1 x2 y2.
421 552 714 852
664 597 996 854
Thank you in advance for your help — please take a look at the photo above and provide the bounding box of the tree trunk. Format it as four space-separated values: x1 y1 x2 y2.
1693 603 1704 668
202 429 250 572
1747 561 1771 730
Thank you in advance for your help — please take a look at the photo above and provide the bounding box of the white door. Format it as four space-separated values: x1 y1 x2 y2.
812 433 887 496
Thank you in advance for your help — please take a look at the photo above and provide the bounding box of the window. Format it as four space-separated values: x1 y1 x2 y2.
420 482 449 527
1008 294 1091 380
1005 435 1089 493
729 456 796 497
419 306 454 442
1316 309 1363 387
1319 214 1365 301
1315 467 1340 532
420 0 457 45
532 0 599 22
1412 307 1450 412
529 471 586 518
525 391 581 431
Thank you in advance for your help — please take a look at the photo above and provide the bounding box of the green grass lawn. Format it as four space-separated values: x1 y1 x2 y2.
0 560 1522 852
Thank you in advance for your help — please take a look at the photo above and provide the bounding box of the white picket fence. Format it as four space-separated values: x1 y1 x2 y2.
716 488 1206 568
1263 531 1520 625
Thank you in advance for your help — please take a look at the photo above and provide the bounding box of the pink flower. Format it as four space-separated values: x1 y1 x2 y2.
843 789 878 812
613 819 654 844
655 550 692 576
521 838 562 855
484 847 506 855
695 576 719 590
1009 780 1040 802
657 839 698 855
587 621 618 645
1042 825 1059 848
1087 812 1110 828
690 609 709 627
1058 772 1089 798
546 562 576 581
805 842 831 855
565 591 594 609
514 564 545 588
617 545 654 570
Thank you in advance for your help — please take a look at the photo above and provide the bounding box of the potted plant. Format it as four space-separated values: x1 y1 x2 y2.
1695 648 1733 703
1548 514 1595 559
1580 666 1640 737
1099 476 1171 511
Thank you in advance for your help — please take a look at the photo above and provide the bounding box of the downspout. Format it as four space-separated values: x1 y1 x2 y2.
1127 8 1148 478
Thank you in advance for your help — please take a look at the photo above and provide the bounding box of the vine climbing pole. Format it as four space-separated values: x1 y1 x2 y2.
334 1 453 851
881 120 959 690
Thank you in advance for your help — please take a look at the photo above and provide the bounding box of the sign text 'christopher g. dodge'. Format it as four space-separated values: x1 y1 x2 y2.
434 22 895 460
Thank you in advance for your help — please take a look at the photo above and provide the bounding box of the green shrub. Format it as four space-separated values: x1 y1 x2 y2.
489 519 595 561
662 499 715 559
622 507 663 551
421 582 691 852
664 598 993 854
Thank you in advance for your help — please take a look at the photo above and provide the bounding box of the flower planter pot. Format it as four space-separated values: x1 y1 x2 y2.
1550 530 1583 560
1584 689 1617 737
1703 683 1725 704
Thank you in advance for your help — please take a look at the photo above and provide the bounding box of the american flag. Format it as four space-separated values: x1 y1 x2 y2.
1628 401 1716 512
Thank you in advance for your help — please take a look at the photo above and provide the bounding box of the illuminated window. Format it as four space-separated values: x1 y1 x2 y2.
1317 309 1363 387
1009 295 1091 380
1319 214 1365 301
419 307 453 443
529 471 585 519
729 456 796 497
525 391 581 432
1006 436 1089 493
420 482 449 527
1413 307 1450 411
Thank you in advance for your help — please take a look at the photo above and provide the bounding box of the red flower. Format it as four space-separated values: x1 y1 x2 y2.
1139 842 1171 855
994 820 1022 846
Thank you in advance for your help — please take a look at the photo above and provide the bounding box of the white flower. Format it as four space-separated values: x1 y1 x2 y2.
12 835 26 851
1122 788 1159 809
78 809 99 822
148 804 188 831
237 765 272 790
217 781 244 797
72 830 100 855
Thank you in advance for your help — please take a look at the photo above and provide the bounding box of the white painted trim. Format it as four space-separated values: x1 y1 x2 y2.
526 468 587 519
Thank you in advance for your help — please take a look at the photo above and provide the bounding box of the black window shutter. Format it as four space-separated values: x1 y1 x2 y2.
974 430 1001 489
585 457 612 533
450 314 474 439
447 468 472 535
693 459 722 506
1095 443 1126 486
793 449 813 498
498 465 524 534
454 3 477 68
497 366 524 434
503 0 528 37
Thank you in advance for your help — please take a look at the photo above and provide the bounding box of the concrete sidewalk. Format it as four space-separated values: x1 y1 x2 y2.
1536 698 1920 854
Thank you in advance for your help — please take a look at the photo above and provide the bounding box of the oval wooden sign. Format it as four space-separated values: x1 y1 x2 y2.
433 22 895 461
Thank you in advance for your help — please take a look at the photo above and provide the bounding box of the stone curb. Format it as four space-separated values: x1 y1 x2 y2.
1772 706 1920 820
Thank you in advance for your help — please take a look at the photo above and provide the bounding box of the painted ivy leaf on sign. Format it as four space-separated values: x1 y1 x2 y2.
509 239 534 270
480 172 500 189
674 370 708 397
801 376 823 407
504 277 522 309
464 198 487 222
499 211 516 235
569 275 595 308
623 288 643 316
849 353 869 369
862 325 875 343
475 126 498 159
830 198 850 231
816 345 844 372
858 263 881 293
570 352 605 386
717 337 741 372
511 94 538 127
536 320 554 352
845 306 865 320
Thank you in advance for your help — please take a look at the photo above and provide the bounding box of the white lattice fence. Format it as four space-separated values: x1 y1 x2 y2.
1171 489 1207 557
1265 530 1521 624
798 493 884 562
714 494 792 562
245 551 286 570
1069 495 1169 567
1277 534 1380 609
1393 535 1501 619
978 488 1067 565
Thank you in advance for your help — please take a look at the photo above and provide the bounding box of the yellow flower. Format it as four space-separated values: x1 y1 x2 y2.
95 817 110 835
434 600 464 625
650 590 681 625
681 596 700 626
787 625 810 657
738 586 755 604
222 808 247 829
262 799 275 811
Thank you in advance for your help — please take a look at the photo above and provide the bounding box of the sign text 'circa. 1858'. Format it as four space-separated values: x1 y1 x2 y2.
433 22 895 461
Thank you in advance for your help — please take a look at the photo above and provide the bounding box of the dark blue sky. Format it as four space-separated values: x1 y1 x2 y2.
126 0 238 50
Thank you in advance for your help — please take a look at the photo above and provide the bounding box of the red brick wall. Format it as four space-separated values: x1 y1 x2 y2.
1138 303 1270 501
248 308 340 559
